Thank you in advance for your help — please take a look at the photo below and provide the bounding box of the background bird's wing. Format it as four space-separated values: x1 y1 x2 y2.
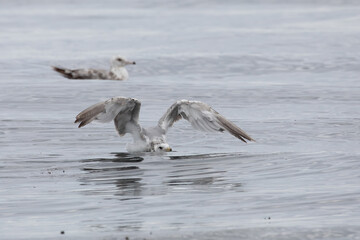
52 66 109 79
75 97 143 139
158 100 254 143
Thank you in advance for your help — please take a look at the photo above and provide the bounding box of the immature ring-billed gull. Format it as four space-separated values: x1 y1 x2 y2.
75 97 255 152
52 56 135 80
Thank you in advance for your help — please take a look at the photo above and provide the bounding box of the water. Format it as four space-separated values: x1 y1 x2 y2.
1 1 360 239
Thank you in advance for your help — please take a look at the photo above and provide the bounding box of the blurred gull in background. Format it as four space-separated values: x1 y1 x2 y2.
52 56 136 80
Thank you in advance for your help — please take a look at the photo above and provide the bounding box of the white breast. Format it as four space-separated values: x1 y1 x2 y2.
111 67 129 80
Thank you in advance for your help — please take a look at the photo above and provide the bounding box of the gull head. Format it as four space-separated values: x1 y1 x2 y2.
154 142 172 152
111 56 136 67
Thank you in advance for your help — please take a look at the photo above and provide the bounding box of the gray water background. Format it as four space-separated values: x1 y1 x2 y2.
1 0 360 239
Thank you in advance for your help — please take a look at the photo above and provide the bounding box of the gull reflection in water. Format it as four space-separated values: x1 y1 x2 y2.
80 152 245 200
80 152 145 200
78 151 245 232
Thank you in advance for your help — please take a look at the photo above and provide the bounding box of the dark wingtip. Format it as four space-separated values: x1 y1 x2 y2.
244 138 255 143
238 136 247 143
78 119 90 128
74 118 84 128
216 115 255 143
239 135 255 143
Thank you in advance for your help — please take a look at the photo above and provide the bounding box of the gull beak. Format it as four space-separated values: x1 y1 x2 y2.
124 60 136 65
165 147 172 152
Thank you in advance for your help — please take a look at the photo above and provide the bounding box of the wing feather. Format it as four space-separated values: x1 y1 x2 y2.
75 102 106 127
75 97 143 139
53 66 110 80
158 100 254 143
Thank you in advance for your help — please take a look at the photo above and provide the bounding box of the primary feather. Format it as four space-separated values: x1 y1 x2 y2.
158 100 254 143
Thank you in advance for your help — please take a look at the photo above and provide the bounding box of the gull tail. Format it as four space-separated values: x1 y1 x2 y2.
52 66 75 79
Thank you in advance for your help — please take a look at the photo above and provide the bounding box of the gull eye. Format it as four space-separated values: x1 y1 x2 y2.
117 58 123 61
159 146 163 150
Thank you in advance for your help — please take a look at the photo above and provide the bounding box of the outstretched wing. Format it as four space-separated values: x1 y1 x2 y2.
75 97 143 139
158 100 254 143
52 66 110 80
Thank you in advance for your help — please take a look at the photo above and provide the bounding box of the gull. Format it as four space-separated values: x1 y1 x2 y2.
75 97 255 152
52 56 136 80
